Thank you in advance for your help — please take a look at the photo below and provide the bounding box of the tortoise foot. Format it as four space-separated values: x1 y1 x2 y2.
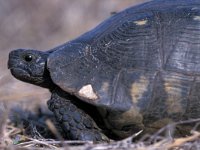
47 90 109 142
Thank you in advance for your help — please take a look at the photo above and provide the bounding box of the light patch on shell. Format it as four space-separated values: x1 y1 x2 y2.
78 84 98 100
130 76 149 104
165 95 183 114
119 107 143 125
134 19 148 25
164 82 183 114
193 16 200 21
106 106 144 138
100 82 109 93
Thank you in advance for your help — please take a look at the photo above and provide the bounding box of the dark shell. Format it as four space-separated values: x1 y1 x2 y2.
47 0 200 125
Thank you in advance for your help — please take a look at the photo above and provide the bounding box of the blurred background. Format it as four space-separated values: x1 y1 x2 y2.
0 0 148 112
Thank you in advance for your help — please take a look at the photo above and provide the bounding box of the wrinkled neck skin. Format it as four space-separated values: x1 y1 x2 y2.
38 66 55 91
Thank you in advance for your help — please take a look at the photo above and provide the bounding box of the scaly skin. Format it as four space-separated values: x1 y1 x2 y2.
47 88 109 141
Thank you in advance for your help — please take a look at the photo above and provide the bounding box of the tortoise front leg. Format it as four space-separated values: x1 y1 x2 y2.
47 89 108 142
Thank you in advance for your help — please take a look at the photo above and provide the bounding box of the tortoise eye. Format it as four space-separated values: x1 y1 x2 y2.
24 54 33 62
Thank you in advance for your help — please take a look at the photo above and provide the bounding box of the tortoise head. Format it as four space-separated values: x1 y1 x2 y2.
8 49 54 88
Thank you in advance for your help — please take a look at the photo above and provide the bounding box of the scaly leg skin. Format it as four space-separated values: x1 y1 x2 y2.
47 89 109 142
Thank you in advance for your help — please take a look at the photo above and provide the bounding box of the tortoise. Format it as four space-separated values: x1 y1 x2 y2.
8 0 200 141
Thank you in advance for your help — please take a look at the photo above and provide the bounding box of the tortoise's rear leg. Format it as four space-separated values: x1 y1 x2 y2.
47 89 108 142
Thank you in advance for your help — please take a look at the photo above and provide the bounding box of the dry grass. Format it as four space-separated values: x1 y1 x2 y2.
1 103 200 150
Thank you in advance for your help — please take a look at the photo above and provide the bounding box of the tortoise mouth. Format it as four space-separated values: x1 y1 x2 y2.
10 67 31 81
9 67 47 85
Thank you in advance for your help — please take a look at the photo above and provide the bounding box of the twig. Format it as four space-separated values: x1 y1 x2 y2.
45 119 63 141
17 138 59 149
166 131 200 149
